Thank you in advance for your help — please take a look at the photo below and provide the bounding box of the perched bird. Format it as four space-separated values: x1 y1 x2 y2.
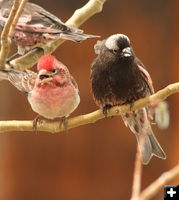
90 34 166 164
0 55 80 125
0 0 98 55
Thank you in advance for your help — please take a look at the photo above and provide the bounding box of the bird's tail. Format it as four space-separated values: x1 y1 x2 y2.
121 108 166 165
135 129 166 164
59 32 100 42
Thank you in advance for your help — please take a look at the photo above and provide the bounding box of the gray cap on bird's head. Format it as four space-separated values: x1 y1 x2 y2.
104 34 134 59
105 34 130 50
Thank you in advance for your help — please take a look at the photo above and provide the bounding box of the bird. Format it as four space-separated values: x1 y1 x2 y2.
90 33 166 164
0 0 99 56
0 55 80 128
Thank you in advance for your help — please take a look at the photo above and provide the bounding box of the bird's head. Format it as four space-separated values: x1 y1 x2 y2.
37 55 69 86
103 34 135 62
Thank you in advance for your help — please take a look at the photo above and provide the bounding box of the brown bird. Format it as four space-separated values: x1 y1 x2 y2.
90 34 166 164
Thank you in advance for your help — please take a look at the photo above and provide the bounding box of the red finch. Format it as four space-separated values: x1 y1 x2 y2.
0 0 99 55
0 55 80 124
90 34 166 164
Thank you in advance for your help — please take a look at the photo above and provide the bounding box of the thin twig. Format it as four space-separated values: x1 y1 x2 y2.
0 82 178 133
139 164 179 200
130 145 143 200
9 0 27 38
7 0 106 71
0 0 20 68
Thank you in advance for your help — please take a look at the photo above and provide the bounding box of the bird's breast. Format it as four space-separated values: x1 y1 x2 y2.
91 62 149 106
28 84 80 119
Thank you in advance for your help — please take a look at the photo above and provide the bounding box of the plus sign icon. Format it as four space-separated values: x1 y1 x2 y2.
164 185 179 199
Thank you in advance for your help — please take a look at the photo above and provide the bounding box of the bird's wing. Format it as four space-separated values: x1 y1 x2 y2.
0 1 81 34
136 57 154 94
17 2 70 33
7 69 37 93
136 58 155 121
69 76 80 96
70 76 78 89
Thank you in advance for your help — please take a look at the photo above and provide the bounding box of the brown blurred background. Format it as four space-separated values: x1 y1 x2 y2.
0 0 179 199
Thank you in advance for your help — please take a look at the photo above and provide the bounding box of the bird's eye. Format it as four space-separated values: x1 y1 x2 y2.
51 69 57 73
113 49 118 54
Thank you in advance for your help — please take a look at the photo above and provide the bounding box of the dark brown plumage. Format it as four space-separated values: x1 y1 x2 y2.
90 34 166 164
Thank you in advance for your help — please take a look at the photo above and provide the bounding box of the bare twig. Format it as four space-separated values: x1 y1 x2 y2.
0 0 19 68
9 0 27 38
7 0 106 71
0 82 178 133
0 0 27 69
139 164 179 200
130 145 143 200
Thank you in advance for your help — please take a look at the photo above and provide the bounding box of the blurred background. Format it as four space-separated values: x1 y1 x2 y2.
0 0 179 199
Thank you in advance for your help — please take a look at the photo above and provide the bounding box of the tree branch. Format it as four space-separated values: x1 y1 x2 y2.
130 145 143 200
0 0 27 69
0 0 20 68
7 0 106 71
0 82 178 133
9 0 27 37
139 164 179 200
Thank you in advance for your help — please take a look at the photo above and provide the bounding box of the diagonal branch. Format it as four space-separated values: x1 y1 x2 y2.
139 164 179 200
7 0 106 71
9 0 28 38
0 0 20 68
0 0 27 69
0 82 178 133
130 145 143 200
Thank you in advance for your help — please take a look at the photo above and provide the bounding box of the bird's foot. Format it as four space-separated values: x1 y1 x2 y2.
103 104 112 118
33 115 41 133
122 101 134 112
129 102 134 111
59 116 68 132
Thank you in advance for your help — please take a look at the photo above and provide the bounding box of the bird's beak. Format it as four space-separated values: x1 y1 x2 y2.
122 47 133 57
38 69 53 83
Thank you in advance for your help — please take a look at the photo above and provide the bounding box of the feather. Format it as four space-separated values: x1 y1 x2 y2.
3 69 37 93
121 108 166 164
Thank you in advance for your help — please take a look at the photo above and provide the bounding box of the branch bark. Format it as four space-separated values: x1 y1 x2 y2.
130 145 143 200
139 164 179 200
0 82 178 133
9 0 27 37
7 0 106 71
0 0 27 69
0 0 20 68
